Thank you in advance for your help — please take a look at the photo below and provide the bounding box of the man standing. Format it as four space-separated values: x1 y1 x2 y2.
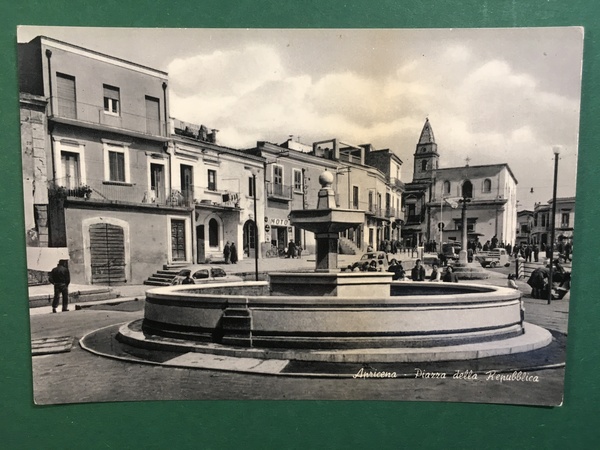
411 259 426 281
223 242 231 264
49 259 70 313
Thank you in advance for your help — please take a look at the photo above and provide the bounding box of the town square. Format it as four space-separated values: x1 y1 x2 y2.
18 27 581 406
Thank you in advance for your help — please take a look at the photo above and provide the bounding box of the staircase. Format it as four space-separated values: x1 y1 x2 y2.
143 262 188 286
338 237 361 255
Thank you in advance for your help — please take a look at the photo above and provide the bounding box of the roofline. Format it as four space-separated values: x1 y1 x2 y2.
172 136 266 163
32 35 168 78
436 163 519 184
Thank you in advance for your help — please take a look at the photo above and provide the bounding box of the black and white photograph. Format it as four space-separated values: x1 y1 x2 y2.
19 26 582 406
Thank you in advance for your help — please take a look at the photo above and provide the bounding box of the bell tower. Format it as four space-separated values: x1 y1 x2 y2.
412 118 439 183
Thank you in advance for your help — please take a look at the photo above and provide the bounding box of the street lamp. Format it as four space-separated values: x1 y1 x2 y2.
250 168 260 281
548 145 561 304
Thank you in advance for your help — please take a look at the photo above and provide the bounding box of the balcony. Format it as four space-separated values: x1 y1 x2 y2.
49 178 240 210
51 96 167 138
266 182 292 201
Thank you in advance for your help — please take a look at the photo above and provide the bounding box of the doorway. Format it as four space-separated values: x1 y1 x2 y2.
171 219 186 261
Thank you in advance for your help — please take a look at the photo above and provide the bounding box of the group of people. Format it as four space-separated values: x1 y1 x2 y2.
409 259 459 283
526 259 571 300
223 242 238 264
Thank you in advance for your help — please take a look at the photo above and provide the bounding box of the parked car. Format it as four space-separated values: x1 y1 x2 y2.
439 242 462 264
171 265 243 285
476 248 511 268
345 251 390 272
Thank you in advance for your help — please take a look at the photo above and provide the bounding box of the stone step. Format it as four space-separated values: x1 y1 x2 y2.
157 269 182 276
163 263 188 270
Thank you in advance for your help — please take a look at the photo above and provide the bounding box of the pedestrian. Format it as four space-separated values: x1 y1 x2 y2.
507 273 519 290
491 235 498 250
230 242 238 264
429 264 441 282
564 241 572 262
527 267 548 299
411 259 426 281
49 259 70 313
442 265 459 283
223 241 231 264
367 244 374 252
368 260 379 272
286 240 297 258
387 258 405 280
181 271 195 285
533 244 539 262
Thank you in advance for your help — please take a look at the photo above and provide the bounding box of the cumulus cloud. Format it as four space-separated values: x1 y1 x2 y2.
167 38 580 206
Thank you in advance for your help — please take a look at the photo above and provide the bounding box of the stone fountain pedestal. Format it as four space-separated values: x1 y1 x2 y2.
272 169 393 297
452 250 490 280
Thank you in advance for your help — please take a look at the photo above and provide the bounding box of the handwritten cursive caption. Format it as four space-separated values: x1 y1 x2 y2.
413 368 540 382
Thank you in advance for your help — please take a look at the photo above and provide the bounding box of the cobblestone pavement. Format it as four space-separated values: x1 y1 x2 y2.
29 257 570 405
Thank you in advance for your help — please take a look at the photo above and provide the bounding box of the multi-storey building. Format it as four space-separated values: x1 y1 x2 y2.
403 119 518 249
530 197 575 247
19 36 191 284
516 210 534 245
170 118 265 262
247 140 338 256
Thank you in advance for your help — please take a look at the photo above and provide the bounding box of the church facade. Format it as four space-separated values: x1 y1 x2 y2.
402 119 518 249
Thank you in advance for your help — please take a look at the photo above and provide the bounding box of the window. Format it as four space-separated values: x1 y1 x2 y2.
103 142 130 183
421 160 428 171
248 176 254 197
109 151 126 182
273 164 283 185
561 213 570 227
208 169 217 191
61 151 81 189
462 180 473 199
368 192 374 211
293 169 302 192
145 96 160 135
208 218 219 247
103 85 120 115
483 178 492 193
353 186 359 209
56 73 76 119
443 180 451 195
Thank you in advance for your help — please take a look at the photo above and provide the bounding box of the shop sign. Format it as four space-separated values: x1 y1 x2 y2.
269 218 290 226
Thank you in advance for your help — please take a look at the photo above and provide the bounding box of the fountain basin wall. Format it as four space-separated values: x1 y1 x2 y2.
141 281 524 349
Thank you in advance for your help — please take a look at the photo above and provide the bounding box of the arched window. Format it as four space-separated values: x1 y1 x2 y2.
462 180 473 199
483 178 492 193
443 180 451 195
421 160 428 171
208 218 219 247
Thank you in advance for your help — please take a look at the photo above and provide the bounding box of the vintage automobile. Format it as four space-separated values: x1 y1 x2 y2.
170 265 244 285
439 242 462 264
344 251 391 272
476 248 511 268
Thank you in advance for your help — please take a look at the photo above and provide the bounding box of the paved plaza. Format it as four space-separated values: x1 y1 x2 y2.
28 253 570 405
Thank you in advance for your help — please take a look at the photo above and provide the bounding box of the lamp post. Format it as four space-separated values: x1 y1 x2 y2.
251 170 259 281
548 146 561 304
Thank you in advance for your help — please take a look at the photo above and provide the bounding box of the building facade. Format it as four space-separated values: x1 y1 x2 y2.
19 36 191 284
530 197 575 247
403 119 518 249
170 118 265 263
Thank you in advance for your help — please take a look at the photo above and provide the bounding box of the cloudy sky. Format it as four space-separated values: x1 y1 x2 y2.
18 27 583 210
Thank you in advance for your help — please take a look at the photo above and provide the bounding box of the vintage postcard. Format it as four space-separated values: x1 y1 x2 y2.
19 26 582 405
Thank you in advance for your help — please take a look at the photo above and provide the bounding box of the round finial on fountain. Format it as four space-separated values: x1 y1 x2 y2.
319 170 334 188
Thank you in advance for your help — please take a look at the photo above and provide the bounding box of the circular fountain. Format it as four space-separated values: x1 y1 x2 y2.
115 170 552 364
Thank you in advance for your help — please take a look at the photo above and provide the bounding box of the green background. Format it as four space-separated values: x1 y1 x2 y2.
1 1 598 448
